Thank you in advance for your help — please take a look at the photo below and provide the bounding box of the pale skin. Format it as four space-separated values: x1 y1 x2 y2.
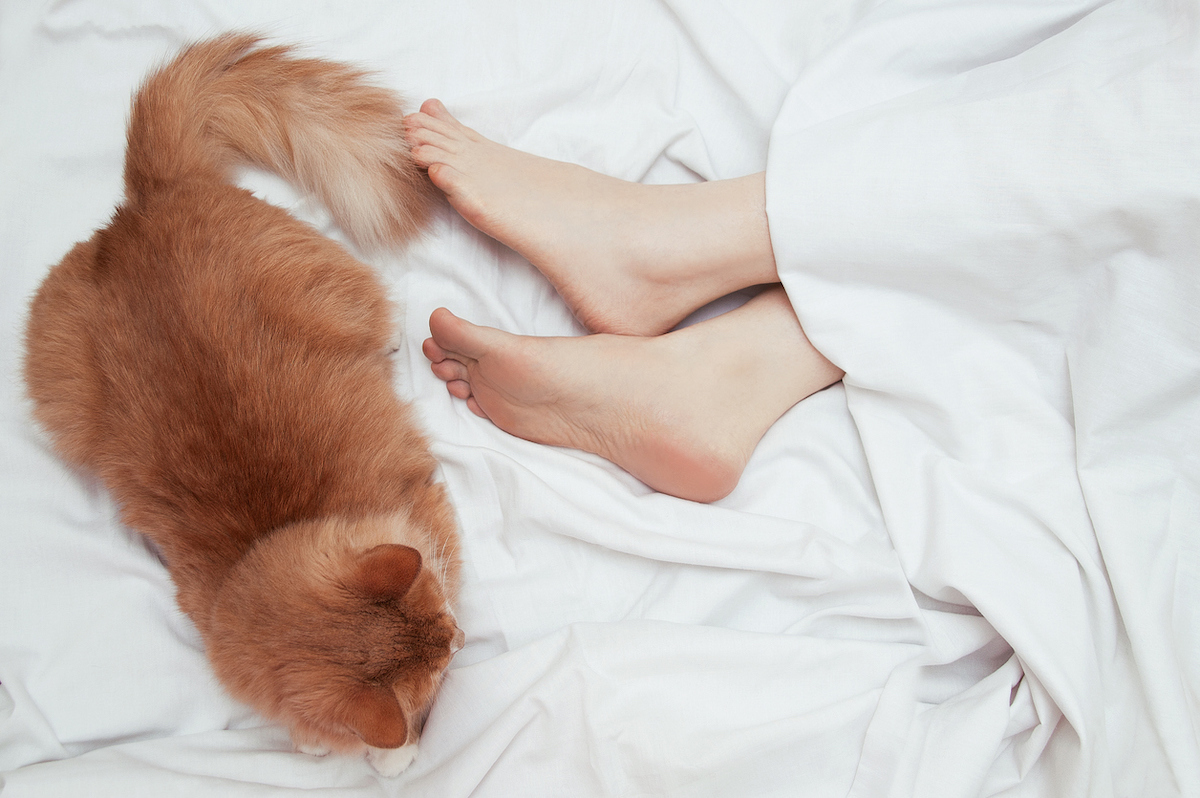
405 100 843 502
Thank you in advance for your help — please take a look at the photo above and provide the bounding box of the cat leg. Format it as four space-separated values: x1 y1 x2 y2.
295 741 332 757
367 742 419 776
24 237 106 469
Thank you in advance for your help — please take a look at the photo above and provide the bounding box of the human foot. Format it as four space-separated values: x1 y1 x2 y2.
422 288 843 502
404 100 778 336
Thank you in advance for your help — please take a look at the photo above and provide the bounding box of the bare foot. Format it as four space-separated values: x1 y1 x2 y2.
404 100 777 336
422 288 843 502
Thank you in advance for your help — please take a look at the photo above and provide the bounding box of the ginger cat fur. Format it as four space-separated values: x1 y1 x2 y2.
23 34 461 776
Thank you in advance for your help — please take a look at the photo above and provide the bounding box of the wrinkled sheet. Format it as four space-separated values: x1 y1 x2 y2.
1 1 1197 796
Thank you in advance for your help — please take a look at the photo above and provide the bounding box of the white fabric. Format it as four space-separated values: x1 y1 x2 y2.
1 1 1196 796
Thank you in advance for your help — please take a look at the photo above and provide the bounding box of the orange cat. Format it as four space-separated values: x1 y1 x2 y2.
23 35 460 776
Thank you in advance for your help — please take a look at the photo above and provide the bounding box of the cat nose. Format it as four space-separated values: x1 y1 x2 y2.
450 627 465 654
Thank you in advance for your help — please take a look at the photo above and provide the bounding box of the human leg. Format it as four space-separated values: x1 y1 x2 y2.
422 286 843 502
404 100 776 336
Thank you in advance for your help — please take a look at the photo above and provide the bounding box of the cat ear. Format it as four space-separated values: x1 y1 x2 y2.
342 683 408 749
355 544 422 600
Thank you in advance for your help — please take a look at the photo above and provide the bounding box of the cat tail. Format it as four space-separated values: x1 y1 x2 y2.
123 33 435 250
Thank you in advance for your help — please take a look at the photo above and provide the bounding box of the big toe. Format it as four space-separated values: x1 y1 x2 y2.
420 98 456 123
428 308 497 361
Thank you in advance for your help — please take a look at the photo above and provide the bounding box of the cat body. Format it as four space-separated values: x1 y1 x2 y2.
23 35 460 775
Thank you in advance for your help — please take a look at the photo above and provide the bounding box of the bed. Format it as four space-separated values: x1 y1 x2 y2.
2 1 1197 795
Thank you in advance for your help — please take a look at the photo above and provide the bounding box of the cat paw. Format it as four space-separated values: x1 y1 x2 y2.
367 742 419 777
296 741 332 757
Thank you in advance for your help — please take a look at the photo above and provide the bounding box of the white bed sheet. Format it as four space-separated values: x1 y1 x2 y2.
1 1 1197 796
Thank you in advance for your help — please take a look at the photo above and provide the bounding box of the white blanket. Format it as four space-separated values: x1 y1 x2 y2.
1 1 1196 796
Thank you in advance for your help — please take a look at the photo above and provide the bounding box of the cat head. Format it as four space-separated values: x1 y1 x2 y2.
205 514 462 753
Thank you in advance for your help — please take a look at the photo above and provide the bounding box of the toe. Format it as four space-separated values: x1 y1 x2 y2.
424 160 468 197
466 396 489 419
431 358 469 383
405 124 454 150
403 111 461 141
411 143 447 169
421 98 455 122
422 336 448 363
447 379 472 400
429 308 494 360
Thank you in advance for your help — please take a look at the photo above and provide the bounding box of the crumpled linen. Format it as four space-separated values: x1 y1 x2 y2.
1 1 1196 796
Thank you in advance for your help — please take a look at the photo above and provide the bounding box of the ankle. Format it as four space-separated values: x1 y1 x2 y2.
637 176 776 302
